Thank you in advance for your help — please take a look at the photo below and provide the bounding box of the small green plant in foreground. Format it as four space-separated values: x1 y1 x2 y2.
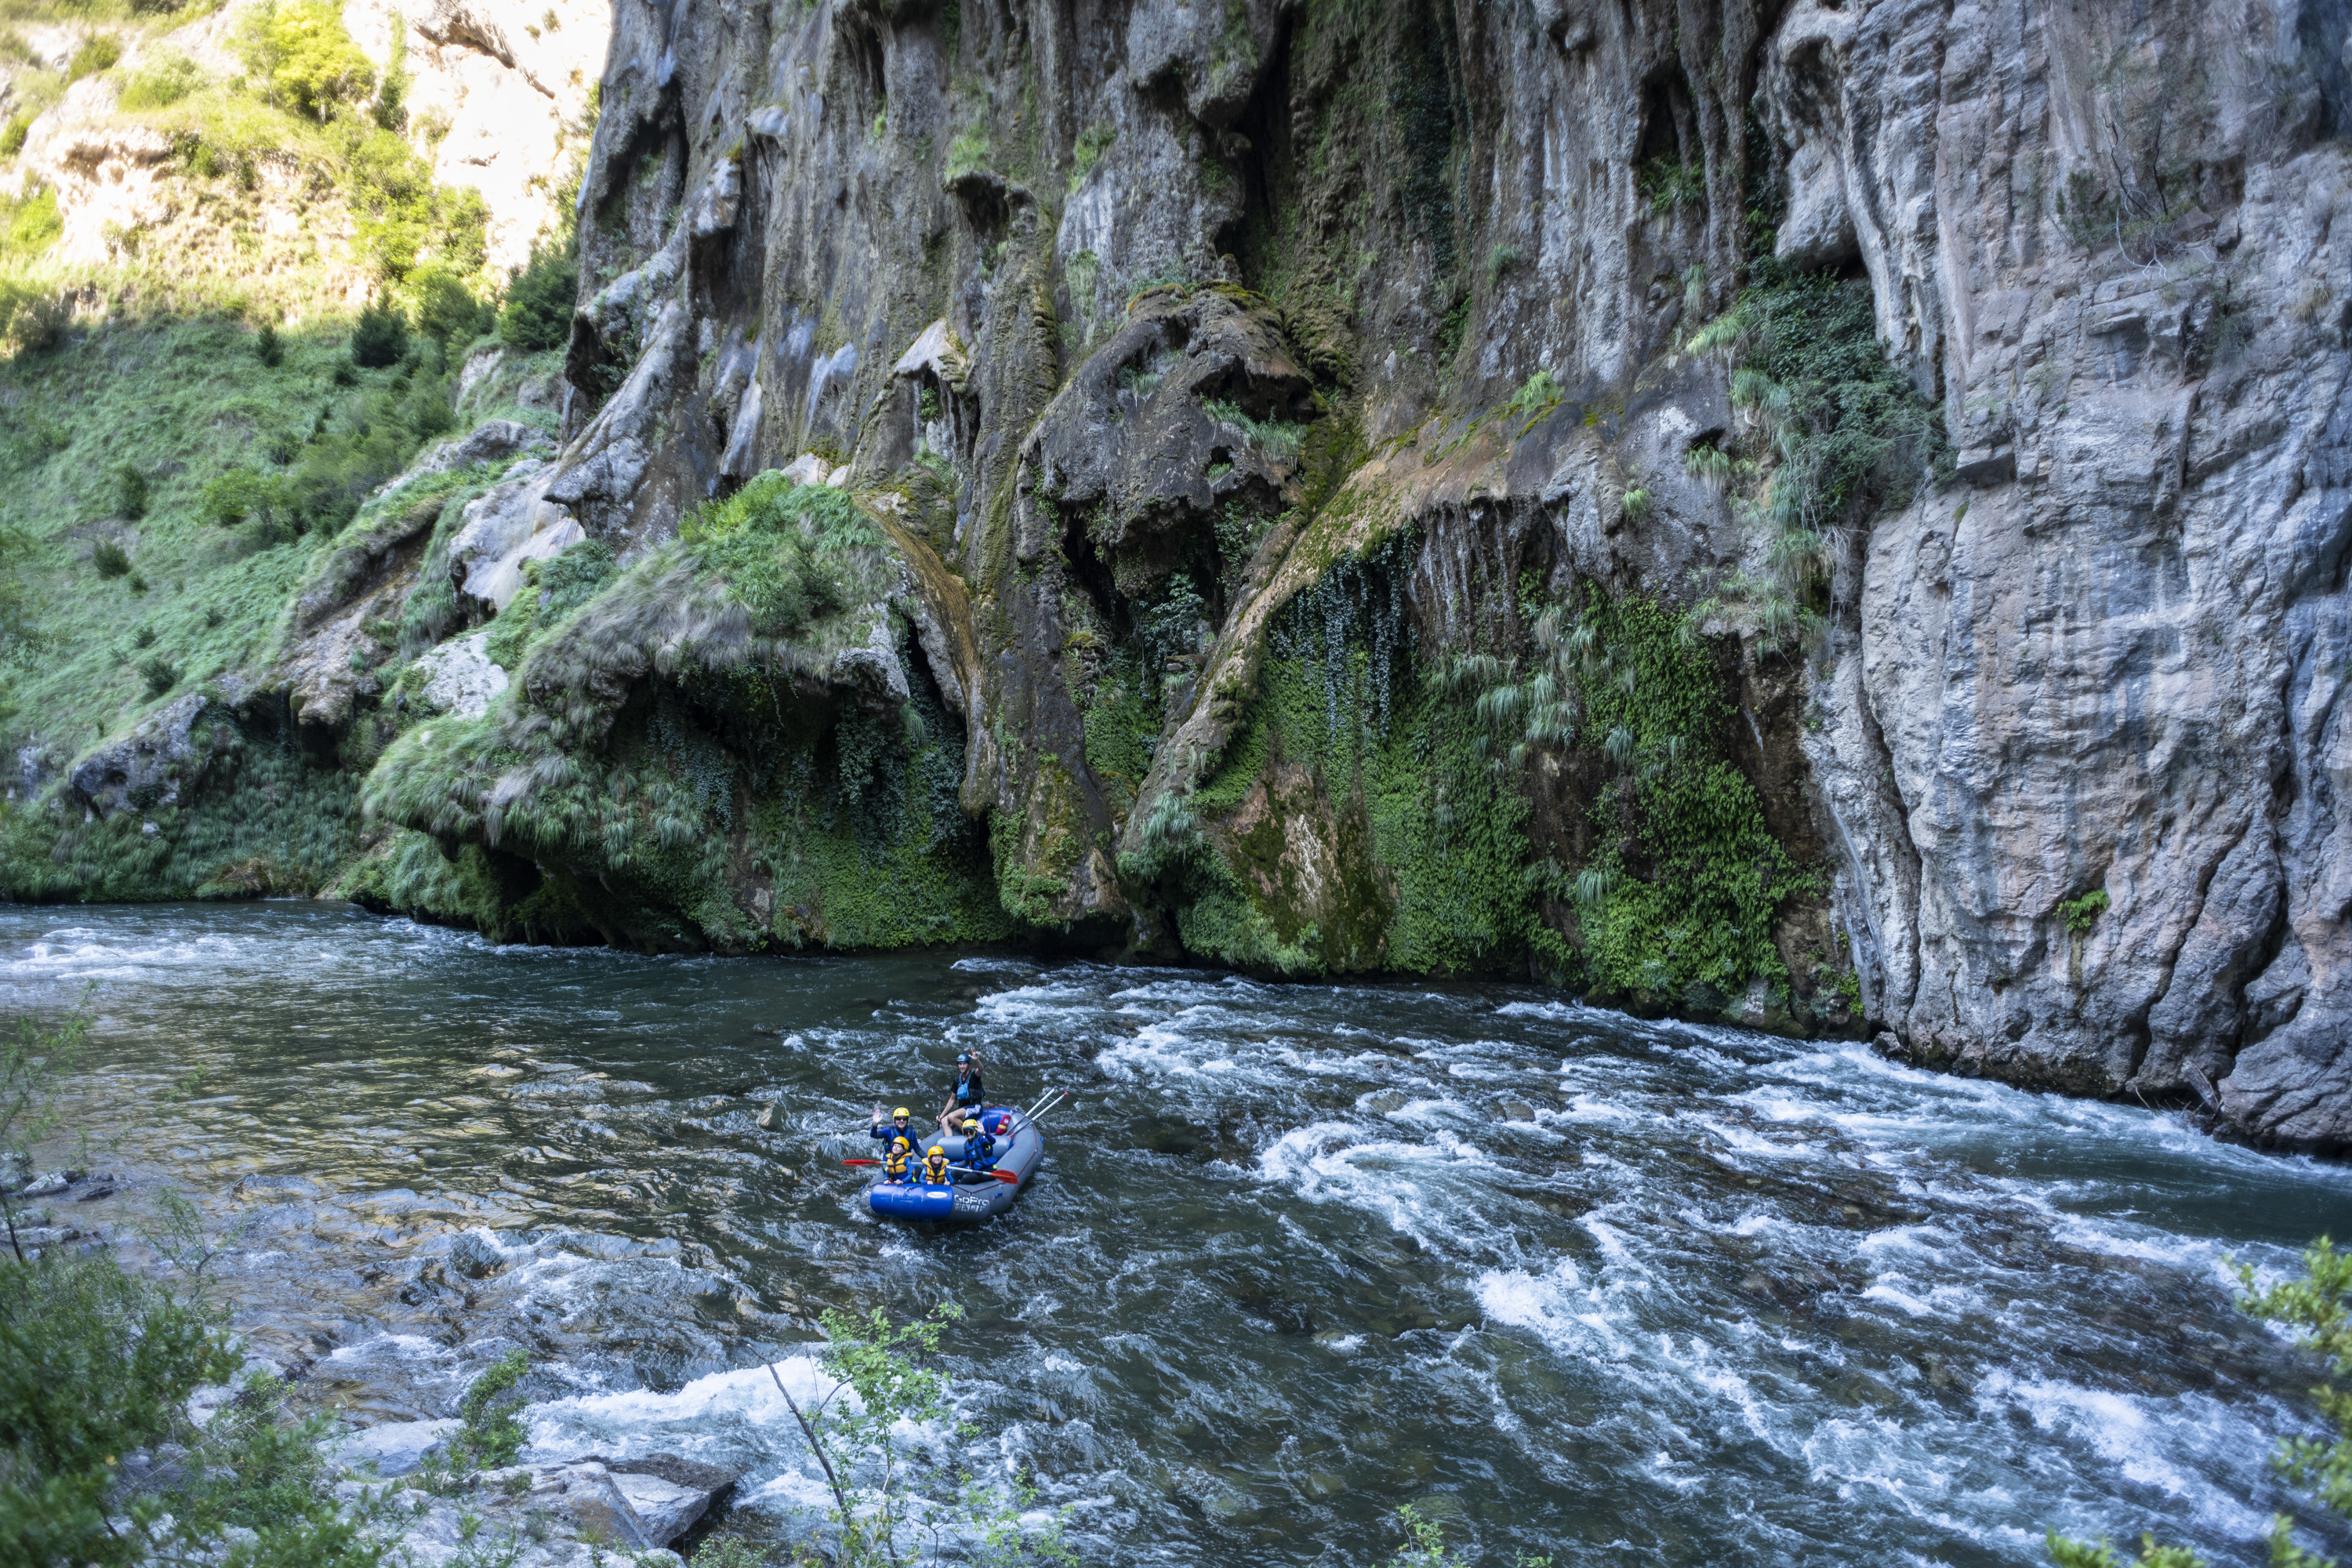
758 1301 1076 1566
415 1347 529 1493
138 654 179 699
2057 888 2111 935
1381 1503 1552 1567
90 539 132 579
2049 1237 2352 1567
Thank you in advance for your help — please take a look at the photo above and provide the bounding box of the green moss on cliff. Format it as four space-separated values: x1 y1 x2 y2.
1149 529 1536 976
1563 596 1813 1007
0 697 359 902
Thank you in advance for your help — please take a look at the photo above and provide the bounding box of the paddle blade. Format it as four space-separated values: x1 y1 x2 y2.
993 1169 1020 1183
840 1158 880 1167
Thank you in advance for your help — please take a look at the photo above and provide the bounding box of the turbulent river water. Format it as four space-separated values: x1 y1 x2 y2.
6 902 2349 1567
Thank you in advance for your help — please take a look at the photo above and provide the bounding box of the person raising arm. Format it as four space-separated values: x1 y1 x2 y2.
872 1105 917 1155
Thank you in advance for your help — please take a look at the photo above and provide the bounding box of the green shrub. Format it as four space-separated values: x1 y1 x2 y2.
0 114 29 160
90 539 131 578
0 1250 390 1566
412 267 486 346
0 1004 387 1566
1200 397 1309 462
1069 120 1114 191
350 296 409 367
347 126 487 281
2050 1238 2352 1568
198 466 289 527
1686 267 1944 641
66 33 121 83
371 21 408 132
117 48 205 111
109 463 149 520
682 471 877 637
1 186 62 261
139 654 179 697
0 278 67 355
254 322 284 366
235 0 375 122
496 245 577 351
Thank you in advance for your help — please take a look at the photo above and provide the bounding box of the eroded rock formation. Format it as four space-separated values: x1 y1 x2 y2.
29 0 2352 1150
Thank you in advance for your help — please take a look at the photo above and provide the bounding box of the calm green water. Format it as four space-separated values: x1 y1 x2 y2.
6 902 2348 1566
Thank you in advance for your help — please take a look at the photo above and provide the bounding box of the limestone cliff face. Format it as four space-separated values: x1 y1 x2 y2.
294 0 2349 1149
0 1 601 293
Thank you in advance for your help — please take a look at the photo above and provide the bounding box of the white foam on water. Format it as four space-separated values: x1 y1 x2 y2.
1859 1283 1939 1318
322 1331 452 1368
1973 1370 2288 1539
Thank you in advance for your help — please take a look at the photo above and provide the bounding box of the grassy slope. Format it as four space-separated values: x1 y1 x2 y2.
2 318 415 759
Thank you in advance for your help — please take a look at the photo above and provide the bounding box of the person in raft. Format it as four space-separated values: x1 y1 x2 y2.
882 1134 915 1183
872 1105 918 1156
937 1051 985 1134
958 1115 996 1172
920 1145 951 1186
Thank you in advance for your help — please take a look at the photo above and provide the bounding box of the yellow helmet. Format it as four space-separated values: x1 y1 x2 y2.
891 1135 912 1149
927 1145 944 1156
892 1107 911 1119
961 1117 979 1131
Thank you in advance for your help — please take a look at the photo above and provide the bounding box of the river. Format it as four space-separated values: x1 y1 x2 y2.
3 902 2346 1567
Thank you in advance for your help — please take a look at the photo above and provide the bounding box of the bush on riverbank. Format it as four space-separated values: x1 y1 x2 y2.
2049 1236 2352 1566
0 1001 391 1565
0 1247 396 1566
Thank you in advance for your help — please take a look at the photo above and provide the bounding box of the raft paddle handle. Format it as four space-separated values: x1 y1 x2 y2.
1025 1088 1074 1123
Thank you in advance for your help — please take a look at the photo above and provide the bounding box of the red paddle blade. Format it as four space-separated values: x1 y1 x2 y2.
840 1158 880 1167
993 1169 1020 1183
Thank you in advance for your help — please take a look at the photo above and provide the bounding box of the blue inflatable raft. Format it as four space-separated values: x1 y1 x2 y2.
865 1106 1044 1223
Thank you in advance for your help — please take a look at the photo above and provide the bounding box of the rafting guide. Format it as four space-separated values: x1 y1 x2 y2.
937 1048 985 1133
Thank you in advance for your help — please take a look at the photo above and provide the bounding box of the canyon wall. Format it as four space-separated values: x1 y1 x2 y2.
16 0 2352 1151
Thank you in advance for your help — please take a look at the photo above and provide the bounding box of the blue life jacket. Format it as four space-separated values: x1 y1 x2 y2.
873 1120 916 1149
960 1129 996 1170
950 1068 985 1110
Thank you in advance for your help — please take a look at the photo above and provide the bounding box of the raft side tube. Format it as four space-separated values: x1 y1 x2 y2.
864 1106 1042 1224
